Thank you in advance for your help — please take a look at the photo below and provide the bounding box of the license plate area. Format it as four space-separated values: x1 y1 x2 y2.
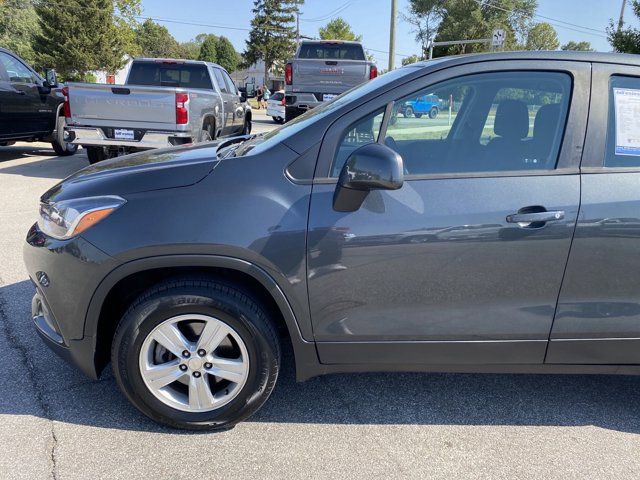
114 128 135 140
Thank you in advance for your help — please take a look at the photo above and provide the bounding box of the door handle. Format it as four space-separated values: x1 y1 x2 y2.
506 210 564 226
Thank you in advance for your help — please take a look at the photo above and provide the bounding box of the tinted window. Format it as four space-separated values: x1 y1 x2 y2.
298 43 365 60
332 71 571 176
271 92 284 101
222 70 237 95
213 69 229 94
605 76 640 167
0 52 36 84
333 110 385 175
128 62 212 89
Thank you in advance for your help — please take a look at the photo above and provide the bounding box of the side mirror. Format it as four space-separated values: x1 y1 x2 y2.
333 143 404 212
239 91 247 103
45 69 58 88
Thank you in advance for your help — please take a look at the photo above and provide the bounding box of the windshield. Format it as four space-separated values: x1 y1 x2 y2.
233 64 426 157
128 62 212 89
298 43 365 60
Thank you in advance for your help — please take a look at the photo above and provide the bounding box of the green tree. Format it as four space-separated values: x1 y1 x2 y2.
608 0 640 54
215 36 239 72
243 0 302 85
561 40 594 51
404 0 447 57
401 54 422 66
525 22 559 50
432 0 537 56
198 34 219 62
318 17 362 41
180 41 202 60
0 0 39 65
34 0 132 80
135 19 182 58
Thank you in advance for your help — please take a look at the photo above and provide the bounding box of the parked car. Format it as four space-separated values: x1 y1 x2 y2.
266 90 285 123
0 48 77 156
284 40 377 122
399 93 441 118
64 58 252 164
25 51 640 431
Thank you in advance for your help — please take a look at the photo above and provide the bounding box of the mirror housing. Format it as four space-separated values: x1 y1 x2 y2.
45 69 58 88
239 90 247 103
333 143 404 212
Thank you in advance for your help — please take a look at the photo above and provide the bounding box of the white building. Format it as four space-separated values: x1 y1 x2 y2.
231 60 284 92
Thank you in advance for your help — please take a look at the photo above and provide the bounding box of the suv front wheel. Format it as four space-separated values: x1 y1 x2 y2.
111 278 281 430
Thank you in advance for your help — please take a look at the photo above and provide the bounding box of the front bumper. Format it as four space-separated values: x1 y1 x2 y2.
24 223 117 379
66 126 193 150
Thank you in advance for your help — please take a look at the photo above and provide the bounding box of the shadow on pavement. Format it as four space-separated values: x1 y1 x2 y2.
0 147 88 179
1 279 640 435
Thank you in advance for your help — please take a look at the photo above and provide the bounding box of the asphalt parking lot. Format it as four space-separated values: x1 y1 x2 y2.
2 110 640 480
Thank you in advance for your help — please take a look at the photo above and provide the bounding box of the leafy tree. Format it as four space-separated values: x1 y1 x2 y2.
243 0 303 85
401 54 422 66
180 41 202 60
608 0 640 54
561 40 594 51
34 0 132 80
432 0 537 56
0 0 39 65
403 0 447 57
135 19 182 58
215 36 239 72
318 17 362 41
525 22 559 50
198 34 219 62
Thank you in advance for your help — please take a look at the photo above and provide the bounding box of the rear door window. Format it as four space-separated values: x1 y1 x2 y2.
605 76 640 167
128 62 212 89
212 68 229 94
298 43 365 60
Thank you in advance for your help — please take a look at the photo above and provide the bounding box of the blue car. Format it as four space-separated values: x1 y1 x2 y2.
400 94 440 118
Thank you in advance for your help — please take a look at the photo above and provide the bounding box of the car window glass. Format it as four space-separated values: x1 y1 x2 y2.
271 92 284 101
127 63 212 89
605 75 640 167
222 71 237 95
0 52 36 84
331 71 571 177
332 109 385 176
213 69 229 94
298 43 366 60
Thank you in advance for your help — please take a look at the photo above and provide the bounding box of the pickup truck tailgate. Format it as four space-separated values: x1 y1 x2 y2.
293 59 367 94
67 83 178 130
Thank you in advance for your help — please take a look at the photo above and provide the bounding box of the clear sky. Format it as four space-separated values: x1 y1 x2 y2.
139 0 639 67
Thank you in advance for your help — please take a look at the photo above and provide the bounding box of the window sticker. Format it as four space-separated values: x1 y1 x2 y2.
614 88 640 157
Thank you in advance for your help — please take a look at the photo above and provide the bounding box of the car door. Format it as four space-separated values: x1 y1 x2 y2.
212 67 235 135
547 63 640 365
221 69 244 132
0 51 49 136
307 61 590 366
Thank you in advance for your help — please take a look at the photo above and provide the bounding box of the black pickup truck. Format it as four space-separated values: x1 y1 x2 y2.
0 47 77 156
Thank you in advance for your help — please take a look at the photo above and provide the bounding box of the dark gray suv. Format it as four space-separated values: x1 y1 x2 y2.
24 51 640 430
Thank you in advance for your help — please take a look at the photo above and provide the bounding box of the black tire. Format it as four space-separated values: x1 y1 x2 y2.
51 116 78 156
285 106 301 123
111 278 281 430
429 107 439 119
241 115 252 136
404 106 414 118
85 146 106 164
199 127 212 143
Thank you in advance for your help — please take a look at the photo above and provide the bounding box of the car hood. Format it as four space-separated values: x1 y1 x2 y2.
41 142 222 203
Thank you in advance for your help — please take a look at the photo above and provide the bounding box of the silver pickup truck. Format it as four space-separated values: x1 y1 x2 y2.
64 58 251 163
284 40 377 122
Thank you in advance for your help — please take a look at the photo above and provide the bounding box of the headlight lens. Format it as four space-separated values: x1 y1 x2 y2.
38 195 125 240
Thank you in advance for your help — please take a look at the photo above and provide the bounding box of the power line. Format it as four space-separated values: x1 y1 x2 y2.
301 1 353 22
479 0 608 39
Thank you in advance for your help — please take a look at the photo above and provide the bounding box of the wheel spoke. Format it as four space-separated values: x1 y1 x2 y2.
143 360 183 389
209 357 246 383
189 375 215 409
152 323 191 357
196 321 229 354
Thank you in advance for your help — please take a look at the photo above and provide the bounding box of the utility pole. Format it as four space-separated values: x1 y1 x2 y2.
618 0 627 32
388 0 397 71
296 9 300 45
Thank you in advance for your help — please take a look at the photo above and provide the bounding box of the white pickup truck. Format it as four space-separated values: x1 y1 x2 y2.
64 58 252 163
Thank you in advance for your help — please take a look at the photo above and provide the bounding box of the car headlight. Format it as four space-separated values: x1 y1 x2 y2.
38 195 126 240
